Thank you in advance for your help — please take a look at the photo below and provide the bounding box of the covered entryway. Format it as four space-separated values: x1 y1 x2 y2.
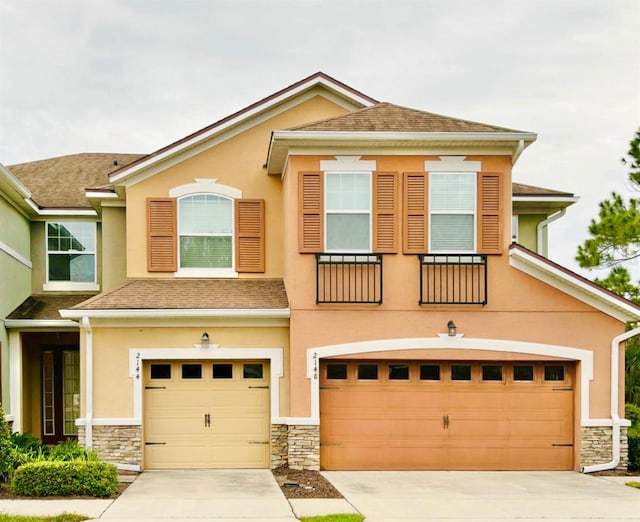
320 360 574 470
144 360 270 469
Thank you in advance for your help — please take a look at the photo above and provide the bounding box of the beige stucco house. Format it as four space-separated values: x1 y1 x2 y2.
2 73 639 472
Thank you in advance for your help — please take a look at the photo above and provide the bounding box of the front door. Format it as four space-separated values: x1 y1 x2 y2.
41 347 80 444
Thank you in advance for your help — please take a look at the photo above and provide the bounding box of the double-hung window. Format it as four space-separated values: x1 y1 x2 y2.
45 221 97 290
178 194 233 270
325 172 372 252
429 172 476 252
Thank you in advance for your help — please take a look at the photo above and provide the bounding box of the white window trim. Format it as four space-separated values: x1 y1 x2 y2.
324 171 372 253
175 190 239 278
44 221 98 291
428 172 477 253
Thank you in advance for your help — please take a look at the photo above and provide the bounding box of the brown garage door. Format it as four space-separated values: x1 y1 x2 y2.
144 360 270 469
320 360 574 470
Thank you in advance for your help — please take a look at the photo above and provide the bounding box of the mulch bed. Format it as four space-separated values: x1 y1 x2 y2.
272 464 343 499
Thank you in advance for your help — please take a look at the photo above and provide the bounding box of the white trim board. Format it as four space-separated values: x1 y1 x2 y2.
0 240 32 268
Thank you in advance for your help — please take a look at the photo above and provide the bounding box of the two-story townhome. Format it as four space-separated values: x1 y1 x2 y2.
2 73 639 472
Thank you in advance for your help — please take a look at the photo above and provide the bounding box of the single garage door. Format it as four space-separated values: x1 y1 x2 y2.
320 360 574 470
144 360 270 469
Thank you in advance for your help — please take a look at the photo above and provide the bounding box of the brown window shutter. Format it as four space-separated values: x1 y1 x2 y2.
235 199 265 273
373 172 399 253
478 173 502 254
147 198 177 272
403 172 428 254
298 171 324 253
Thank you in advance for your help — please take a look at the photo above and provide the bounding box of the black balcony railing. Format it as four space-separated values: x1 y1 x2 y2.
316 254 383 304
419 254 487 305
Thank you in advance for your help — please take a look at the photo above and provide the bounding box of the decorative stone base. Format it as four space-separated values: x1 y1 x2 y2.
270 423 320 470
580 426 628 471
78 425 143 467
271 424 288 468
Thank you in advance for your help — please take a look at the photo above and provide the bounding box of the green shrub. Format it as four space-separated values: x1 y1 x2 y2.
11 460 118 497
48 439 98 461
0 406 13 480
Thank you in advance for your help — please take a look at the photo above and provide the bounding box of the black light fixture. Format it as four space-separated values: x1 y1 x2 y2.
201 332 210 348
447 321 457 337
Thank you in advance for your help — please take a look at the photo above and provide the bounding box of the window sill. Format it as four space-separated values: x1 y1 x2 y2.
43 282 100 292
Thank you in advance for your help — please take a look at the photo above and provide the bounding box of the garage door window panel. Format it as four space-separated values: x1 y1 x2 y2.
451 364 472 381
243 363 264 379
181 364 202 379
357 364 378 380
150 363 172 380
420 364 441 381
544 365 565 381
513 365 534 382
327 363 348 380
389 364 410 380
213 364 233 379
482 365 503 381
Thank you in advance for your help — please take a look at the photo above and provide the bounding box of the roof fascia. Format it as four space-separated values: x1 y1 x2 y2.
268 131 537 174
24 199 98 217
512 196 579 204
110 77 375 187
509 247 640 323
0 163 36 216
4 319 79 329
59 308 291 319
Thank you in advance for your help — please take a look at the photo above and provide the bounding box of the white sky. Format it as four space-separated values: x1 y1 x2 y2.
0 0 638 280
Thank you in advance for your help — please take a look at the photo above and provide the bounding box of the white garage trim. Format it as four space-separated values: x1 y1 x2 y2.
306 336 593 423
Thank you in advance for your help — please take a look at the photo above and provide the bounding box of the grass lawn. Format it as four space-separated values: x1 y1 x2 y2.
0 515 88 522
300 514 364 522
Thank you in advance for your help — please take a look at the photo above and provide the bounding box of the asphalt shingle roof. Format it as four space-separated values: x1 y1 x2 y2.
8 294 97 320
8 153 145 209
288 103 526 133
512 183 574 197
72 278 289 310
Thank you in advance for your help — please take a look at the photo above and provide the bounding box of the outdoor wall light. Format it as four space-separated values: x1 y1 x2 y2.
447 321 457 337
201 332 210 348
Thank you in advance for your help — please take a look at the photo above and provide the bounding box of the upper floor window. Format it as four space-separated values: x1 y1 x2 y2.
429 172 476 252
147 180 265 276
325 172 371 252
45 221 98 291
178 194 233 270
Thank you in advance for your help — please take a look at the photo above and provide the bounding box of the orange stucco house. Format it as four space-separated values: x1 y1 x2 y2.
2 73 639 472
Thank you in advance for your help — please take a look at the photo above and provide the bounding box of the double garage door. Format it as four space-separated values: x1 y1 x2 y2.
320 360 574 470
143 360 270 469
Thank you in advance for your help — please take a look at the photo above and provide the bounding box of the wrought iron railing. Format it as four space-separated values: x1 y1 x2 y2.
316 254 383 304
419 254 487 305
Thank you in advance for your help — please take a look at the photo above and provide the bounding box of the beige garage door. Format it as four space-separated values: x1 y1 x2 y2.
320 360 574 470
144 360 270 469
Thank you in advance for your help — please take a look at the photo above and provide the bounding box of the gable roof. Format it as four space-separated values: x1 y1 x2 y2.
288 102 526 133
8 153 144 211
107 72 377 186
60 278 289 319
509 243 640 323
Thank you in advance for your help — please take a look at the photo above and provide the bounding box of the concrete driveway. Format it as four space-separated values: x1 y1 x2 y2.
99 469 296 521
323 471 640 521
